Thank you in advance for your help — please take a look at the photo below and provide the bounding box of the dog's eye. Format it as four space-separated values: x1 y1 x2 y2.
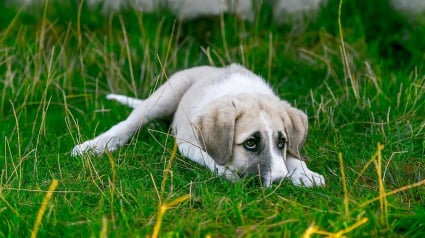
277 137 286 150
243 139 257 151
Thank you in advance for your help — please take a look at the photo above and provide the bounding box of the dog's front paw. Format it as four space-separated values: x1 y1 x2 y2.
223 169 240 182
290 169 325 187
71 136 123 156
214 166 240 181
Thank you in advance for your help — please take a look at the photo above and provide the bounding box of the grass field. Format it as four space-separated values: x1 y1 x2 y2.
1 0 424 237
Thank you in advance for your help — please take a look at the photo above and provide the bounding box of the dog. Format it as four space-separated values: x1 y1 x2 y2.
71 64 325 187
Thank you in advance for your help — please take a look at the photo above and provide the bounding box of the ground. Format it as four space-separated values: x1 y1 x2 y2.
0 0 424 237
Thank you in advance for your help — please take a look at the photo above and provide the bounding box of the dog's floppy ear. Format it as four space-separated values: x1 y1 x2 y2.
195 97 240 165
280 102 308 160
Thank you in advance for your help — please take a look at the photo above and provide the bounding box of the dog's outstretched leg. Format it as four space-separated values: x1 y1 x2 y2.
71 66 217 156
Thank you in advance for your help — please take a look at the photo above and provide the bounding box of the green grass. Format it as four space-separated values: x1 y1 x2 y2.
1 0 424 237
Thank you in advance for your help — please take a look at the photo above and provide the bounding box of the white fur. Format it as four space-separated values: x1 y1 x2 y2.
106 94 143 108
71 64 325 187
260 112 288 186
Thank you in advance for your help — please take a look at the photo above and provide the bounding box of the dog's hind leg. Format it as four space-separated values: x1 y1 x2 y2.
71 66 218 156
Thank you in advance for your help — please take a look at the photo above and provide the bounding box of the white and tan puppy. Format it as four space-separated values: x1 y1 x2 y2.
71 64 325 187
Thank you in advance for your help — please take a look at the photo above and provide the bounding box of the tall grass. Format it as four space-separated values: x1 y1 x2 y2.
0 0 424 237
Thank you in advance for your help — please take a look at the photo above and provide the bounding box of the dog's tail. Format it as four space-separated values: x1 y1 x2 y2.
106 94 143 109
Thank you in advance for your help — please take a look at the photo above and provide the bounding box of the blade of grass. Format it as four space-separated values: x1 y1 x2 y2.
338 152 349 218
151 141 191 237
373 143 388 226
31 179 59 238
338 0 358 99
119 15 137 97
360 179 425 207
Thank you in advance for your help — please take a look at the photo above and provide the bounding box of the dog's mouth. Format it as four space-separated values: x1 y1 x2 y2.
236 171 273 187
236 162 273 187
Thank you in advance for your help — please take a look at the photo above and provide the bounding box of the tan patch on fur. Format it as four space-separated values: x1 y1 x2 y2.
280 101 308 160
195 97 239 165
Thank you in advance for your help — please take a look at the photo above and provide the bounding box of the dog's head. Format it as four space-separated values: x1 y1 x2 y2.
195 94 308 186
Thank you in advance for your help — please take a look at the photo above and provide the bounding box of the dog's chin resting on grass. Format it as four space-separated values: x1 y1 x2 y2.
71 64 325 187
